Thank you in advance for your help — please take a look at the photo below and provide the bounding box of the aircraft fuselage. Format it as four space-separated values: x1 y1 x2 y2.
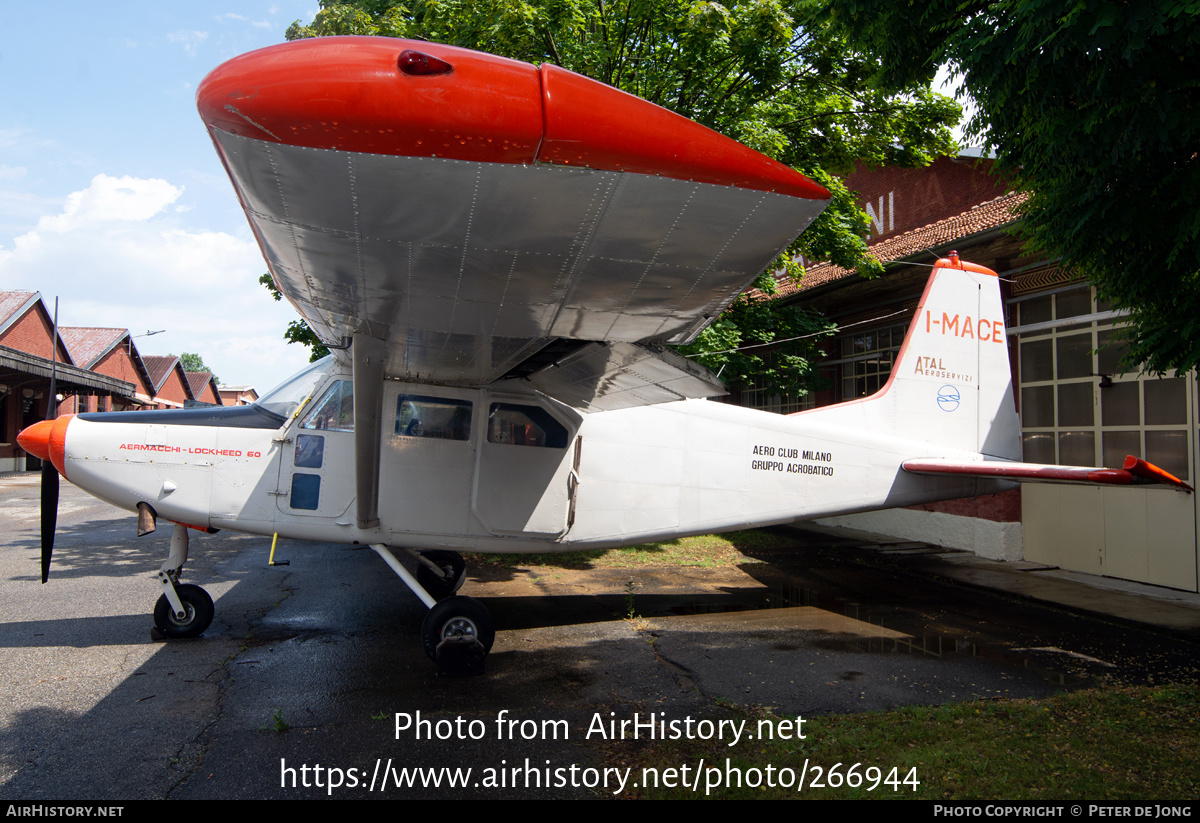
56 361 994 553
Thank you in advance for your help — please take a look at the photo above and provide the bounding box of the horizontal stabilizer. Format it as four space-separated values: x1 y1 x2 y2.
523 342 726 412
902 457 1193 492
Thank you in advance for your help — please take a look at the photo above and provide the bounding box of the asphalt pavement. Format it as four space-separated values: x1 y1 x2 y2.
0 475 1196 799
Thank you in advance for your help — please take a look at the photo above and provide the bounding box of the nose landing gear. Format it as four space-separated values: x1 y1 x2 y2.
153 583 214 639
152 523 214 639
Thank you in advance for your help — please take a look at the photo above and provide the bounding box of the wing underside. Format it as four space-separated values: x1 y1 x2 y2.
213 130 825 405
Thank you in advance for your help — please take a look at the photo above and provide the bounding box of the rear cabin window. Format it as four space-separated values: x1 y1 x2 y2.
487 403 568 448
395 395 472 441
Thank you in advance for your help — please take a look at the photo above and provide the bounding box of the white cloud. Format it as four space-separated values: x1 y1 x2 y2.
220 12 273 30
167 29 209 57
0 174 305 391
35 174 181 234
0 128 28 150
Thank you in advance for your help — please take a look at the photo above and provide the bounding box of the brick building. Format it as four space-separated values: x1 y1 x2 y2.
141 355 194 409
0 290 234 469
186 371 223 406
59 327 156 412
219 384 259 406
0 294 133 471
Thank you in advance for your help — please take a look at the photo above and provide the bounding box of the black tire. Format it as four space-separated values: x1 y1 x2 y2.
153 584 214 639
416 550 466 599
420 596 494 661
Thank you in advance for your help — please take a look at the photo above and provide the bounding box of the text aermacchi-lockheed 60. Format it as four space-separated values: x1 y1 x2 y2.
18 37 1190 670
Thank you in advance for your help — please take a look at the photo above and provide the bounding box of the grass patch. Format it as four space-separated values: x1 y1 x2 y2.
465 529 795 570
629 682 1199 799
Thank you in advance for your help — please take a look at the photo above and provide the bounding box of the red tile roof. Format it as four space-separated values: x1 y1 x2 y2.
0 291 39 328
60 327 128 369
142 355 180 393
185 371 222 404
776 191 1029 298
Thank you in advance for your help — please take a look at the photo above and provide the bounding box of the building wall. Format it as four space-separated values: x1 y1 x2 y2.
220 388 258 406
154 368 190 407
92 344 152 402
845 156 1012 243
189 376 221 405
1009 276 1198 591
0 307 72 364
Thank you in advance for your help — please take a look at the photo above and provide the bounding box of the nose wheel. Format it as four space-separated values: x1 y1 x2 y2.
153 584 214 638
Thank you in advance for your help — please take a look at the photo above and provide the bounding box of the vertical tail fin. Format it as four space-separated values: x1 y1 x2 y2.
798 254 1021 460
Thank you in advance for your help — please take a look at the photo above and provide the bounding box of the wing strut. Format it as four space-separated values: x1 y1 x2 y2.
353 334 386 529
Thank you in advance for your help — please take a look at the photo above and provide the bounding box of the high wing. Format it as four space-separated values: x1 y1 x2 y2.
197 37 829 409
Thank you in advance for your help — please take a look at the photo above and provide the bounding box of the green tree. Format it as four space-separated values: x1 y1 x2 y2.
821 0 1200 375
172 352 219 384
259 273 331 362
283 0 960 395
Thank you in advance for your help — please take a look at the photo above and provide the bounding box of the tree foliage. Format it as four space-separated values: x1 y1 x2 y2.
172 353 219 384
821 0 1200 375
284 0 960 394
259 274 331 362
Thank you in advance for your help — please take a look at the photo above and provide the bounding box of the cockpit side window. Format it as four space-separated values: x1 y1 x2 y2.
395 395 472 441
302 380 354 432
255 356 336 419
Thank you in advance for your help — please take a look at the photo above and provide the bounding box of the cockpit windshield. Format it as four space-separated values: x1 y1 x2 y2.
255 356 336 419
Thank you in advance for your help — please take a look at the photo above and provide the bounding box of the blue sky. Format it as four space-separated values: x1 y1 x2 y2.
0 2 320 393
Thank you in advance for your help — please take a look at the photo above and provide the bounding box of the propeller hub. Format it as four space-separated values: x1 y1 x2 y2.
17 419 52 460
17 415 73 476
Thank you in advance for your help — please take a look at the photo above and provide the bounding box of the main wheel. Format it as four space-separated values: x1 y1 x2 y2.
420 596 494 661
416 550 466 599
153 584 214 639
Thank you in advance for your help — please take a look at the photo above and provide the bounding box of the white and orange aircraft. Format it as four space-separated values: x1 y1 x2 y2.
17 37 1191 666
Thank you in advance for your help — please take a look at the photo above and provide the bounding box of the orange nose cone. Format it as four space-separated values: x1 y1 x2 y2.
17 419 53 460
17 415 73 476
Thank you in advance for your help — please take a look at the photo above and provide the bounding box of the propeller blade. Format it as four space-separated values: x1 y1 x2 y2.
42 296 60 584
40 461 58 584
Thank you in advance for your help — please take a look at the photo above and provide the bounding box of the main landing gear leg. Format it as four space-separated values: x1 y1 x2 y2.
409 548 467 599
152 523 214 639
370 544 493 675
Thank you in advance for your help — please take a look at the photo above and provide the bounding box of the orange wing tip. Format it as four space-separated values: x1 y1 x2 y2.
1123 455 1194 492
197 36 830 200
